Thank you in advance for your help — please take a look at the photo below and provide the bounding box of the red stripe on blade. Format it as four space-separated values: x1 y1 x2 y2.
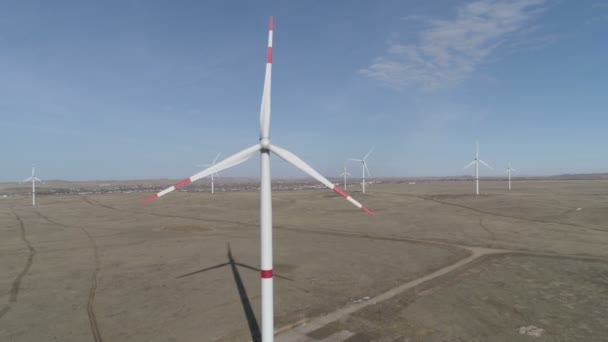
261 270 273 279
332 186 348 199
361 206 375 217
143 194 158 204
174 178 192 189
267 47 273 63
269 16 273 31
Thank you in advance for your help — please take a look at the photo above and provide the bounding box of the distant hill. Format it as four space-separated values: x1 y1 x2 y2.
544 173 608 180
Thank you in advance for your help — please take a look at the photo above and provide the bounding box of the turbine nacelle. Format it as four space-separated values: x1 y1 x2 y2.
260 138 271 150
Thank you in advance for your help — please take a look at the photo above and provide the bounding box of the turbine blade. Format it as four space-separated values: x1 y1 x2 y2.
144 144 260 203
479 159 493 169
270 144 375 216
259 16 273 139
34 177 42 182
363 146 375 161
511 168 517 172
364 162 371 177
505 169 509 173
23 177 32 182
212 152 221 164
463 160 475 169
347 158 363 162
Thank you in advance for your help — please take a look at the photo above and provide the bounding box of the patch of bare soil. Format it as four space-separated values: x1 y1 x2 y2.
161 225 212 232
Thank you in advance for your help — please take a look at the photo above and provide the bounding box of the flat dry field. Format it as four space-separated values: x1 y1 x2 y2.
1 180 608 341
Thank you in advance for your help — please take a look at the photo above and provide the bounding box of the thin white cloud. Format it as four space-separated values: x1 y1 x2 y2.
401 15 431 22
360 0 546 90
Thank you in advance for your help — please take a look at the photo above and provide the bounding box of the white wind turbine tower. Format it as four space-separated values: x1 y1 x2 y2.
339 165 351 190
505 162 517 191
348 147 373 193
22 166 42 206
198 152 221 194
144 17 374 342
463 141 492 195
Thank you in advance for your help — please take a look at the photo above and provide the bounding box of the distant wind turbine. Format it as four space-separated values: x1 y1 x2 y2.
348 147 374 193
464 141 492 195
22 166 42 206
505 162 517 191
339 165 351 190
198 153 221 194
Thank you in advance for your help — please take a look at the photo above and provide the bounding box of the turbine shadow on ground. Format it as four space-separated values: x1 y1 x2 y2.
176 244 292 342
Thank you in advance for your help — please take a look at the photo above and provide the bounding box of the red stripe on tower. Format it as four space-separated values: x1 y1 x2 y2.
174 178 192 189
269 16 273 31
261 269 273 279
267 47 272 64
332 186 348 199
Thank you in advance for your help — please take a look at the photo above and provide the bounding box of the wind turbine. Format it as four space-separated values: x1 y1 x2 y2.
348 147 373 193
144 17 374 342
505 162 517 191
198 152 221 194
22 166 42 206
339 165 350 190
463 141 492 195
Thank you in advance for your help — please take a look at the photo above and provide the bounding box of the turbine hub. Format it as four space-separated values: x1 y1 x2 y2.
260 138 271 150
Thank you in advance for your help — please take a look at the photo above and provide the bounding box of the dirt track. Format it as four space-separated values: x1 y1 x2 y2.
0 210 35 319
1 180 607 341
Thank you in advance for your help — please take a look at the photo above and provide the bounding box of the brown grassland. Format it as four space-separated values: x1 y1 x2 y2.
1 180 608 341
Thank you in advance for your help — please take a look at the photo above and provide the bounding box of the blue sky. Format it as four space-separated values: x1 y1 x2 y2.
1 0 607 181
